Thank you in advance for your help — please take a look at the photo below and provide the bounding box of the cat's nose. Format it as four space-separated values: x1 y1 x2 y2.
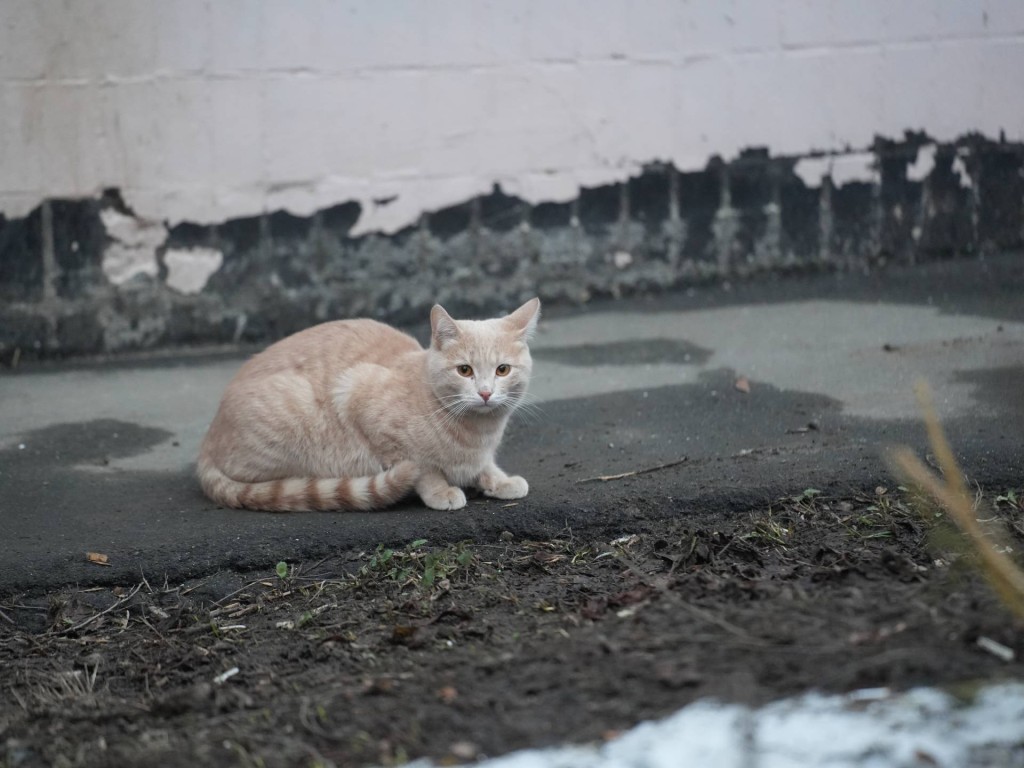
479 390 491 403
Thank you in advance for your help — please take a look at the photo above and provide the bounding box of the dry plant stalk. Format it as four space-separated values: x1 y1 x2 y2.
890 381 1024 620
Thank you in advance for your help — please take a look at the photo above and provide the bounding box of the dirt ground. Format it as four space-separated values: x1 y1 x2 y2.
3 487 1023 768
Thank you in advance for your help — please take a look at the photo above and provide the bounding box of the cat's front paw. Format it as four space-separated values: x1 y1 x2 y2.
422 485 467 511
483 475 529 500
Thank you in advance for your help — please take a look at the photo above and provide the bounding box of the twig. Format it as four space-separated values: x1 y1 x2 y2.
300 555 334 577
213 667 239 685
137 614 166 642
9 685 28 712
977 635 1015 662
0 606 15 625
57 584 143 636
577 457 688 484
211 578 266 607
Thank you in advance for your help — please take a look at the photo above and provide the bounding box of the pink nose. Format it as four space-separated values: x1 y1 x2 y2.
479 391 491 403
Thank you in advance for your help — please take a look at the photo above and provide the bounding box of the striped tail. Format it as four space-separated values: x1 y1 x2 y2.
197 459 419 512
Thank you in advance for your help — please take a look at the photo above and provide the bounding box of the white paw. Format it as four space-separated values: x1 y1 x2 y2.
484 475 529 500
422 485 467 511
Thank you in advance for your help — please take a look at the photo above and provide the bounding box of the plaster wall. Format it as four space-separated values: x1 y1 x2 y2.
3 1 1022 233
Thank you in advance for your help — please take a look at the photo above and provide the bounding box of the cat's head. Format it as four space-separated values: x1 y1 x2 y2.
426 298 540 416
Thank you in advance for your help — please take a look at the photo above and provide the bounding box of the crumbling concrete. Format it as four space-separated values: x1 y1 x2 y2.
1 133 1021 362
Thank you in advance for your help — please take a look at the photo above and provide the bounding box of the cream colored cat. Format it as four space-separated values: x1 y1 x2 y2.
198 298 540 512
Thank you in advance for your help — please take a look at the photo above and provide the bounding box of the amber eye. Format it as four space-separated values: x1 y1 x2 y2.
456 364 474 377
495 364 511 377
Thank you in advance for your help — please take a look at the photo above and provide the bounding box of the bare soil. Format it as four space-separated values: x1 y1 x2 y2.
3 488 1023 768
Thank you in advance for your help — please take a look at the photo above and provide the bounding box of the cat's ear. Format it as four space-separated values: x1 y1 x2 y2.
430 304 460 349
504 297 541 342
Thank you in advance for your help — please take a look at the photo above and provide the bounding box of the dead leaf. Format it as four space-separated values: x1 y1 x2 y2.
360 676 396 695
390 625 420 646
734 376 751 394
437 685 458 704
86 552 111 567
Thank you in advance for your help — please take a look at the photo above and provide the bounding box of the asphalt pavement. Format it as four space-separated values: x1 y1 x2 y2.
1 254 1022 595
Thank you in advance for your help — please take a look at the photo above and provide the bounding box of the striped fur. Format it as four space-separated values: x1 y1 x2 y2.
198 459 419 512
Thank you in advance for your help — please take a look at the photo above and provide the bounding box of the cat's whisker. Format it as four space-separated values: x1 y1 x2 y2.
429 402 457 419
506 396 545 424
437 399 474 429
511 397 543 413
505 392 541 409
429 394 470 421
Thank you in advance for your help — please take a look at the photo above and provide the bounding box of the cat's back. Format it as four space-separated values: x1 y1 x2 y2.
236 318 421 383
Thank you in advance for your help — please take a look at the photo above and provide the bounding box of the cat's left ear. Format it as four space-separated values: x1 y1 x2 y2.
504 297 541 342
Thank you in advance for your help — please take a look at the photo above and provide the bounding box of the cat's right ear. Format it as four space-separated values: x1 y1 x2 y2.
430 304 460 350
504 297 541 342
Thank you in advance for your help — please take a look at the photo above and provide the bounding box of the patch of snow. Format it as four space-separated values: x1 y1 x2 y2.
405 684 1024 768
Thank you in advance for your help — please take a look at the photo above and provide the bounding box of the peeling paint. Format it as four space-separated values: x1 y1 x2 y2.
794 153 879 189
793 157 830 189
952 154 973 189
907 144 937 182
2 133 1021 360
99 208 166 285
164 247 224 295
612 250 633 269
825 153 881 188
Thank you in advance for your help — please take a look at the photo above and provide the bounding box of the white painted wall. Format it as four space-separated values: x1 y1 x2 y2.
2 1 1023 234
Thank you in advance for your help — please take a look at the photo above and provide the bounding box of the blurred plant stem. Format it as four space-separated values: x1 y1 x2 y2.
890 381 1024 620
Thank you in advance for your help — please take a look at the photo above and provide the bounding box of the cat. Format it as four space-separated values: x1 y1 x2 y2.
197 298 540 512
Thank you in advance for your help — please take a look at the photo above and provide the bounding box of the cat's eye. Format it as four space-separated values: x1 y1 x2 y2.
456 364 474 377
495 364 511 377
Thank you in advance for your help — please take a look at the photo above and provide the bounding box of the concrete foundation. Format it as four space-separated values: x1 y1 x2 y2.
1 134 1021 362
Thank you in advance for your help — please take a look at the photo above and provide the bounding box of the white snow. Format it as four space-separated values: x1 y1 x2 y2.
406 683 1024 768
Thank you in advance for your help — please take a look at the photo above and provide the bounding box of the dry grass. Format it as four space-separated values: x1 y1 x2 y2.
10 662 102 712
890 381 1024 620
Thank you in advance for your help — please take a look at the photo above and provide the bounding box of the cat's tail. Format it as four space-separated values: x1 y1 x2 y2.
197 459 420 512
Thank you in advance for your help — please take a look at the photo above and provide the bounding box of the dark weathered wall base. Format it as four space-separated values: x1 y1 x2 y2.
1 133 1022 362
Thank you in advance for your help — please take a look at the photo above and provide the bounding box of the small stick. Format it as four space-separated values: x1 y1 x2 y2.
210 578 266 607
577 457 688 484
977 635 1015 662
